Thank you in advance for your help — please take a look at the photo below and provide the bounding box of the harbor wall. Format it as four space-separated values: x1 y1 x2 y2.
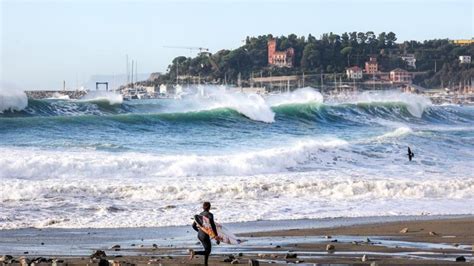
25 90 87 99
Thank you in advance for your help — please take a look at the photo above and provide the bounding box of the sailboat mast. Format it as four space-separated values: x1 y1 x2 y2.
126 54 129 85
131 60 134 88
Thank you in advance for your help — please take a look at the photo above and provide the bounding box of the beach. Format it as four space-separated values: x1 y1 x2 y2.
1 88 473 265
0 216 472 265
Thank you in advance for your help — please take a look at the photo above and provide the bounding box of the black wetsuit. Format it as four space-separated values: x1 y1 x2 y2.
192 211 218 265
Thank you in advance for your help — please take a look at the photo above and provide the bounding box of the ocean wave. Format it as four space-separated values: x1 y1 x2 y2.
0 88 28 113
77 90 123 105
1 173 472 229
328 91 432 118
375 126 414 140
1 88 469 128
0 139 348 179
266 87 324 106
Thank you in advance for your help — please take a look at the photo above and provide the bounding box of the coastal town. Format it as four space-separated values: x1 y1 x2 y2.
26 35 473 105
3 0 474 265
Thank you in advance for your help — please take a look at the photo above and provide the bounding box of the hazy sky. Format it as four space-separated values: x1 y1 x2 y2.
1 0 473 90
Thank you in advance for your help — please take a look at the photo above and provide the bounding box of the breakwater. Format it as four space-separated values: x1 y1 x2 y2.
25 90 87 99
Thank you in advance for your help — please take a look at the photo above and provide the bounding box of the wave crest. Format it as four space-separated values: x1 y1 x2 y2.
0 88 28 113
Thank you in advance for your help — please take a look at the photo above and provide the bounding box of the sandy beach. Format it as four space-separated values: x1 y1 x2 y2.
0 216 472 265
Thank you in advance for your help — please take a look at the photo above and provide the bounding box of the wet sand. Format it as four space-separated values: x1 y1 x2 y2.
0 216 472 265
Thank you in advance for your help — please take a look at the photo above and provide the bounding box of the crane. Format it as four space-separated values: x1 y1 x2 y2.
163 46 210 53
163 45 219 71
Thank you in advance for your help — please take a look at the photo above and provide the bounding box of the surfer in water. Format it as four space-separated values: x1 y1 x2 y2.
407 146 414 161
189 202 220 265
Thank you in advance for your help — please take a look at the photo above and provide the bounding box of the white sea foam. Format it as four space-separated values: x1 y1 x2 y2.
1 171 473 229
266 87 324 106
376 126 413 140
1 133 473 229
335 90 432 118
0 87 28 113
207 91 275 123
0 138 347 179
46 92 70 100
78 91 123 105
160 87 324 123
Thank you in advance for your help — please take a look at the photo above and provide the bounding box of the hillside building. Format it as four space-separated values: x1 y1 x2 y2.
401 54 417 69
268 38 295 68
346 66 363 79
390 68 412 84
365 57 378 74
459 55 471 64
452 39 474 46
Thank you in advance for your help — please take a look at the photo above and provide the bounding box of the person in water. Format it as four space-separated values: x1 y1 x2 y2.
189 201 220 265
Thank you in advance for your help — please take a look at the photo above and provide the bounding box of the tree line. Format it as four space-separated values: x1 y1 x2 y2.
147 32 473 88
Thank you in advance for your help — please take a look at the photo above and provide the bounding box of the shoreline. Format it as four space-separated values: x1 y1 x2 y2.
0 215 472 264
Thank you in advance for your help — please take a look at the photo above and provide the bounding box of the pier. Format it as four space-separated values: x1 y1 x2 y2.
25 90 87 99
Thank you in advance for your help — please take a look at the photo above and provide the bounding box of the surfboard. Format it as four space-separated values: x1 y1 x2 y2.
194 215 243 245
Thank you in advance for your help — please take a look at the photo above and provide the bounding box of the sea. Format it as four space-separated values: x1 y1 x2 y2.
0 87 473 229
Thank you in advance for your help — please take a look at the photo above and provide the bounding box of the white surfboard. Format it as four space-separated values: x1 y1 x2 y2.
195 215 243 245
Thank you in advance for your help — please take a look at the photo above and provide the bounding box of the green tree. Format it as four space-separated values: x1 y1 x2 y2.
340 46 353 67
386 32 397 48
301 43 321 70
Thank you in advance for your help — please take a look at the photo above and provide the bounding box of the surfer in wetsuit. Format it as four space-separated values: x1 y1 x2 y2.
189 201 219 265
407 146 414 161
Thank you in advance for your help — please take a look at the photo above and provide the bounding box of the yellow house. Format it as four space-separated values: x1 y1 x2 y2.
452 39 474 45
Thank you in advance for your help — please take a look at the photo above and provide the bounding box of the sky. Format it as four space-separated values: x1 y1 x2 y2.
1 0 473 90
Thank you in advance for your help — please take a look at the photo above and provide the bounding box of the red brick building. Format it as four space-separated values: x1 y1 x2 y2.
390 68 412 84
365 57 378 74
268 38 294 68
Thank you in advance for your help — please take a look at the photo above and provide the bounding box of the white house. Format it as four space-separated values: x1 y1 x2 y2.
346 66 363 79
459 55 471 64
144 86 156 94
401 54 417 69
159 84 167 94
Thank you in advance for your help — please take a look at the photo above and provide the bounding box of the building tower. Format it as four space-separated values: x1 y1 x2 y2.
268 39 277 65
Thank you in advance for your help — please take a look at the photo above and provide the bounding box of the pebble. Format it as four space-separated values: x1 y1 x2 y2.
429 231 438 236
399 227 409 233
284 253 297 259
98 258 109 266
248 259 260 266
326 244 335 251
361 254 368 262
0 255 13 262
455 256 466 262
19 256 31 265
90 250 107 259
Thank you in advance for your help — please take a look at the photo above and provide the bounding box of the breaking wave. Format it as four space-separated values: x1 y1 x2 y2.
0 88 28 113
0 88 445 127
1 167 473 229
0 139 348 179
